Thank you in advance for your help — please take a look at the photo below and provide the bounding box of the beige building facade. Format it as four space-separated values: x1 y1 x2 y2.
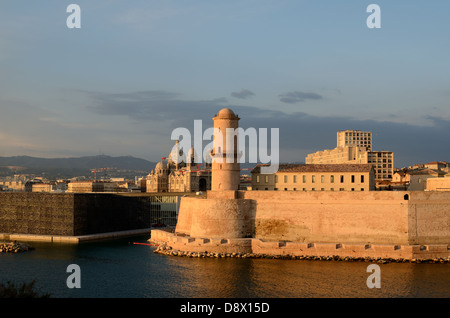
67 181 118 193
305 130 394 181
408 169 447 191
426 177 450 191
251 163 375 192
424 161 449 172
337 130 372 151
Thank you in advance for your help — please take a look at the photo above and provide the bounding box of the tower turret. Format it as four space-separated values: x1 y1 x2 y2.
211 108 240 191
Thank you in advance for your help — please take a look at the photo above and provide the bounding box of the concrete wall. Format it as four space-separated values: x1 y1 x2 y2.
0 193 165 237
0 193 76 236
73 194 151 235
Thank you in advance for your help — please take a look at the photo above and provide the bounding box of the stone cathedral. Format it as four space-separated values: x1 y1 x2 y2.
146 140 212 193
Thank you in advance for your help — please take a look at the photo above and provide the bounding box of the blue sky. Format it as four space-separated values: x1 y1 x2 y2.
0 1 449 167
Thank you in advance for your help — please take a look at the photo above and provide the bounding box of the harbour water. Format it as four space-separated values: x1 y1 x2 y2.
1 236 449 299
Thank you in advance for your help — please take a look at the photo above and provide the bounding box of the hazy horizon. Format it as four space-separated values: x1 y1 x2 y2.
1 1 449 168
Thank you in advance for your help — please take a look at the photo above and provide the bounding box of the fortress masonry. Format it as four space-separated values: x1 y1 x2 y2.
151 108 450 260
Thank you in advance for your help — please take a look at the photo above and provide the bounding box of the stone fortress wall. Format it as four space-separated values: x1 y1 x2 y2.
150 107 450 260
151 190 450 260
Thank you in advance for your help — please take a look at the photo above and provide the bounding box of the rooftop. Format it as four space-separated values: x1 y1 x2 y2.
214 108 239 119
252 163 374 174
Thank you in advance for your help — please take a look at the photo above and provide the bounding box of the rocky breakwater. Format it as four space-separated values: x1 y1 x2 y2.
0 242 34 253
153 244 450 264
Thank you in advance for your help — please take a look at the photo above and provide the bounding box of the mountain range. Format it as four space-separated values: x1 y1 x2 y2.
0 155 262 179
0 155 157 179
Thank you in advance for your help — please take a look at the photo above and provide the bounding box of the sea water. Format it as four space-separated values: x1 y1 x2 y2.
0 236 449 298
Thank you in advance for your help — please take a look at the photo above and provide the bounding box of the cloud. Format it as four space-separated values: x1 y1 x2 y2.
279 91 323 104
83 89 450 167
85 90 228 126
231 89 255 99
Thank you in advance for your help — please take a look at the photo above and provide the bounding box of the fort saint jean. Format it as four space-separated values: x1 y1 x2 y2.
150 108 450 260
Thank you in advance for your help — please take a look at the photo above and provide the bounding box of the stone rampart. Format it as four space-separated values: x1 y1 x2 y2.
169 190 450 259
150 230 449 260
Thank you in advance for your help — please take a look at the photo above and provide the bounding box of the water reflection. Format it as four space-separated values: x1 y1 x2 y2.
1 238 449 298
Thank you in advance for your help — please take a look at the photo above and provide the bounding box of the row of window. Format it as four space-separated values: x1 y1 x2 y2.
255 187 366 191
255 174 366 184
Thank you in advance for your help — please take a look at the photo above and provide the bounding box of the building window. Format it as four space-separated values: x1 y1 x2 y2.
293 188 296 191
293 175 297 183
265 175 269 183
330 175 334 183
361 175 364 183
284 188 288 191
302 188 306 191
331 188 334 191
340 175 344 183
312 175 316 183
321 188 324 191
256 175 260 183
321 175 325 183
284 175 288 183
351 175 355 183
361 188 365 191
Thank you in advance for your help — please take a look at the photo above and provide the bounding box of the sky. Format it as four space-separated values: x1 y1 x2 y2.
0 0 449 168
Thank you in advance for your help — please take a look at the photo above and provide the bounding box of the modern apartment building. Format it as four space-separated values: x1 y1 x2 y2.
305 130 394 181
337 130 372 151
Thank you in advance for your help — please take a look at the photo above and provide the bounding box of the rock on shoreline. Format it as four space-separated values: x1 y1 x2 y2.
0 242 34 253
152 244 450 264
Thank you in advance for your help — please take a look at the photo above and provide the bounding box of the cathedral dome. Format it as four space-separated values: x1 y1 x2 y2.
155 160 167 174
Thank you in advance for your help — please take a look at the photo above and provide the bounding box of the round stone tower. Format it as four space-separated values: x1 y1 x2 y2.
211 108 241 191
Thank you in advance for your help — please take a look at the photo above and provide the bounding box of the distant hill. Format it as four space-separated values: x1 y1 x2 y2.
0 155 157 179
0 155 289 179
